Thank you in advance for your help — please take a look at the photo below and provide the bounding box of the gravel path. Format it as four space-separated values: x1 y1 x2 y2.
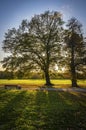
22 87 86 92
0 85 86 92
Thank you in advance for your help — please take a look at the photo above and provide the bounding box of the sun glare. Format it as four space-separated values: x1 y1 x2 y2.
55 65 58 70
55 65 66 72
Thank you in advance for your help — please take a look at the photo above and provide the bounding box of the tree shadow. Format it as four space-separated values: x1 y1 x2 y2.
0 90 86 130
0 90 32 130
34 90 86 129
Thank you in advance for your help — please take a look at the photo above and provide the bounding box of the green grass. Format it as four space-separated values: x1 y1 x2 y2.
0 79 45 86
0 90 86 130
0 79 86 88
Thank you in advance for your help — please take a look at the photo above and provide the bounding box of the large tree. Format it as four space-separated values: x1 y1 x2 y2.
65 18 86 87
2 11 64 85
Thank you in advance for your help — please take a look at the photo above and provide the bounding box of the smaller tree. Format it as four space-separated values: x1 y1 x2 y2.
65 18 86 87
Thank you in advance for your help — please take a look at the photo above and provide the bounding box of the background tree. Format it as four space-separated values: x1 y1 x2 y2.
65 18 86 87
2 11 64 85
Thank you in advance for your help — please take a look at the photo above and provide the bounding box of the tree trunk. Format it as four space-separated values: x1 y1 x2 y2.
71 41 78 87
72 79 77 87
44 69 52 86
71 66 78 87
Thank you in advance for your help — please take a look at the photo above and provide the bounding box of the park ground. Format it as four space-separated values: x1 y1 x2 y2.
0 90 86 130
0 79 86 88
0 79 86 130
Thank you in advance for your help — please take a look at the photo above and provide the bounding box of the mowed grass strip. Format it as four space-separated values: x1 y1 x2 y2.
0 79 86 88
0 79 45 86
0 90 86 130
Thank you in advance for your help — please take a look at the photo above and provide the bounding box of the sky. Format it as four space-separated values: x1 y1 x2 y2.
0 0 86 69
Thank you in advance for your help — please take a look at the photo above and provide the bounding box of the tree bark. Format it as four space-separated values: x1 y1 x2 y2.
44 68 52 86
71 65 78 87
71 40 78 87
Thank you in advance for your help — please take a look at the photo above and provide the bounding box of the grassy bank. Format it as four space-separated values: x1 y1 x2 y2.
0 79 86 88
0 90 86 130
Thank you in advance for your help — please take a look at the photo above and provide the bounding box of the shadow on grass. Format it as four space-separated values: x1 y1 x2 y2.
0 91 24 129
0 90 86 130
34 91 86 129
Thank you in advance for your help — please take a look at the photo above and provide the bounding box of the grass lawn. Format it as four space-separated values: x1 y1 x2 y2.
0 79 86 88
0 89 86 130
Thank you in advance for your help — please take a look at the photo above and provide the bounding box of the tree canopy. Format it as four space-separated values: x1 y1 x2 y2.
2 11 64 85
1 11 86 86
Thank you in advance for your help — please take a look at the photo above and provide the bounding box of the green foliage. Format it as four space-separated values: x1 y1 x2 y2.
0 71 13 79
0 90 86 129
64 17 86 87
1 12 86 85
2 11 64 85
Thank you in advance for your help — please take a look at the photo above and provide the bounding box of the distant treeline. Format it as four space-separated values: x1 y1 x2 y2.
0 71 85 79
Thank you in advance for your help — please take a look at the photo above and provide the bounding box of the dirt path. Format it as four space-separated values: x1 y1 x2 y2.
0 85 86 92
22 87 86 92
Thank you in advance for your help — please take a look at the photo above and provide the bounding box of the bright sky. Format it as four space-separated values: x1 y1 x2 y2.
0 0 86 68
